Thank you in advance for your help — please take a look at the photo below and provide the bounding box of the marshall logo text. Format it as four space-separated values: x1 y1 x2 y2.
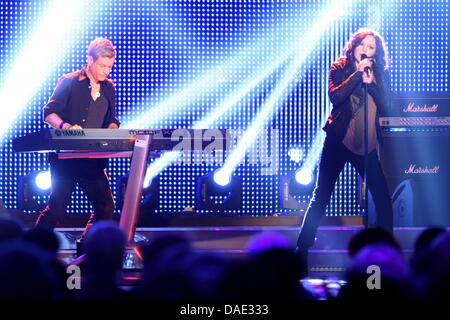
403 102 438 113
405 164 440 174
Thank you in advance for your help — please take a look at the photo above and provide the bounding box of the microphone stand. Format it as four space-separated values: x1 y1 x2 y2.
363 75 369 228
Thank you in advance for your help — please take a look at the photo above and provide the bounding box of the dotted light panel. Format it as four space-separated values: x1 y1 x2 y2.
0 1 448 217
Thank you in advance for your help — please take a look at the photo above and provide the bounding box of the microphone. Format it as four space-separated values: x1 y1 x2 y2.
361 54 372 76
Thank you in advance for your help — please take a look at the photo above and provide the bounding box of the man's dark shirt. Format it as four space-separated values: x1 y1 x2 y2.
44 66 120 171
43 66 119 128
84 93 108 128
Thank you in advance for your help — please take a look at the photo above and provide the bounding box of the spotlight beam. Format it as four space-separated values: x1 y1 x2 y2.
141 53 290 187
217 0 355 181
123 45 292 129
141 47 295 187
297 96 329 175
123 10 314 129
139 0 355 186
302 0 387 172
124 68 227 129
0 0 88 140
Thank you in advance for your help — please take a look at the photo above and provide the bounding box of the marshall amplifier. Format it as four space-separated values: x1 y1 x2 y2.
379 127 450 227
390 93 450 117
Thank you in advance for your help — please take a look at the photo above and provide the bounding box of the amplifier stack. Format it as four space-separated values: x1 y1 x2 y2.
379 93 450 227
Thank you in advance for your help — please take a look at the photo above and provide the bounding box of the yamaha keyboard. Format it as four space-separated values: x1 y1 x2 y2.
12 128 229 242
12 128 229 154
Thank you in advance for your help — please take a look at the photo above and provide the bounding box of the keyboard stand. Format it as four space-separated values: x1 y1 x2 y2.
119 134 152 242
119 134 153 269
67 134 152 268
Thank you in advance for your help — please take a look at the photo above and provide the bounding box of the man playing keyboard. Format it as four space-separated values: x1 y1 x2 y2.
36 38 120 255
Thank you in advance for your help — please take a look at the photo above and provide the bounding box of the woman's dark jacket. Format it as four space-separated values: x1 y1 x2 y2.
322 57 391 143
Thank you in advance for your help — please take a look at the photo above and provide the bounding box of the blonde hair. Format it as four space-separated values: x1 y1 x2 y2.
87 37 116 61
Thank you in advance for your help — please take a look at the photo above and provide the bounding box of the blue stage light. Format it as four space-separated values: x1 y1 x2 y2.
279 169 316 211
18 170 51 211
195 172 242 211
213 169 231 187
35 170 51 191
295 168 314 186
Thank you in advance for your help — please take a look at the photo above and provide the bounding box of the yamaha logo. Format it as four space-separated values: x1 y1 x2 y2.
54 130 86 137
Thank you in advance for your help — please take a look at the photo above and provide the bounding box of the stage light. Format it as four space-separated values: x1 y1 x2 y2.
295 168 314 186
35 170 52 191
124 69 225 129
290 111 328 210
280 170 316 211
193 49 295 130
195 172 242 211
124 18 302 183
18 171 51 211
213 169 231 187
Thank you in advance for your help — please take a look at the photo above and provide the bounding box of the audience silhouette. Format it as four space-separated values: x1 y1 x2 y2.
0 213 449 300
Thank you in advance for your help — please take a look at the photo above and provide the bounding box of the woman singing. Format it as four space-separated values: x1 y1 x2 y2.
296 28 394 276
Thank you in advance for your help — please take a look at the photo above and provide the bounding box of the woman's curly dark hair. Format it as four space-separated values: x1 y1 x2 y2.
343 28 390 71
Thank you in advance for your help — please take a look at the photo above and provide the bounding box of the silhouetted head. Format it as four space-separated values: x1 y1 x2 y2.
246 231 291 255
348 227 401 258
411 227 448 272
84 221 126 273
0 240 56 299
183 252 231 299
414 227 447 253
141 232 191 267
409 232 450 299
23 226 60 255
0 215 24 244
339 243 409 300
246 248 304 299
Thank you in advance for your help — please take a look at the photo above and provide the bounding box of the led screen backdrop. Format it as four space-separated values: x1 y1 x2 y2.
0 0 448 217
